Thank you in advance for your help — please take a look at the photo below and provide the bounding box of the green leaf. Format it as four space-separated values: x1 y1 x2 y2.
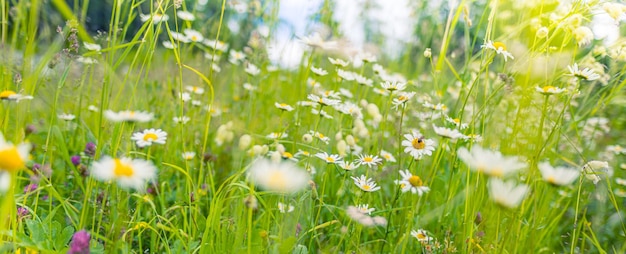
278 237 297 254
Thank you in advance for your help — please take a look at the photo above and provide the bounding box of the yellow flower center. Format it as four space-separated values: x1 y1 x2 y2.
267 170 287 191
411 138 426 150
542 86 555 93
363 157 373 163
493 42 506 51
113 159 134 177
0 147 26 172
453 118 460 124
408 175 423 187
191 35 199 41
547 176 556 184
318 133 325 138
398 95 407 101
0 90 16 99
326 157 335 163
416 232 426 240
143 133 158 141
192 87 199 92
362 184 371 191
491 168 503 177
282 152 293 158
279 103 287 107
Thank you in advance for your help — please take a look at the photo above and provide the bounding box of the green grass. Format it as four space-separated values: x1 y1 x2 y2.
1 0 626 253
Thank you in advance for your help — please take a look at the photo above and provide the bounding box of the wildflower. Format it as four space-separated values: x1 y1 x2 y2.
422 102 448 112
314 152 342 164
185 86 205 95
336 102 363 119
616 178 626 186
423 48 432 58
320 90 342 99
538 162 580 186
573 26 593 46
307 94 340 107
381 81 407 92
104 110 154 123
351 175 381 192
71 155 81 166
173 116 190 124
328 57 349 67
248 158 310 194
83 42 101 51
457 146 527 178
356 204 375 215
356 154 382 168
140 13 169 23
229 50 246 64
215 123 234 146
182 152 196 160
275 102 294 112
392 92 416 108
462 134 483 142
244 194 258 210
310 66 328 76
278 202 295 213
396 169 430 195
0 132 31 172
309 131 330 144
402 131 436 159
239 134 252 150
204 39 228 52
582 160 610 184
84 142 97 157
87 105 99 112
266 132 288 139
356 52 377 63
58 113 76 121
536 27 549 39
536 85 566 95
488 178 529 209
68 230 91 254
176 10 196 21
90 156 157 191
338 161 358 171
302 134 313 143
245 63 261 76
169 31 190 43
76 56 98 65
337 69 356 81
162 41 176 49
299 32 336 50
355 75 373 87
411 229 432 244
607 145 626 155
567 63 600 81
346 205 387 227
0 90 33 102
184 29 204 43
379 150 396 162
481 40 514 62
444 116 468 129
433 125 465 140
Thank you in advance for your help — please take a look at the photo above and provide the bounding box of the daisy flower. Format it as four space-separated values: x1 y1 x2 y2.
162 41 176 49
0 90 33 102
248 158 310 194
481 40 514 62
396 169 430 195
444 117 468 129
355 75 373 87
337 69 356 81
204 39 228 52
173 116 190 124
381 81 406 92
307 94 340 107
58 113 76 121
183 29 204 43
379 150 396 162
299 32 336 49
169 31 191 43
538 162 580 186
266 132 288 139
229 50 246 64
245 63 261 76
422 102 448 112
567 63 600 81
351 175 381 192
320 90 342 99
328 57 349 67
433 125 465 140
314 152 342 164
462 134 483 143
338 161 358 171
131 129 167 148
178 92 191 102
336 102 363 119
278 202 295 213
582 160 610 184
176 10 196 21
355 154 382 168
536 85 566 95
0 132 31 172
275 102 294 112
90 156 157 191
392 92 416 108
356 52 377 63
457 146 527 178
309 131 330 144
83 42 101 51
182 152 196 160
346 205 387 227
355 204 375 215
488 178 529 209
310 66 328 76
401 131 436 159
104 110 154 123
185 86 205 95
410 229 432 244
140 13 169 23
607 145 626 155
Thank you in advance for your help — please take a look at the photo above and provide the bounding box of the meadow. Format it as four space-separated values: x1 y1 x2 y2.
1 0 626 253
